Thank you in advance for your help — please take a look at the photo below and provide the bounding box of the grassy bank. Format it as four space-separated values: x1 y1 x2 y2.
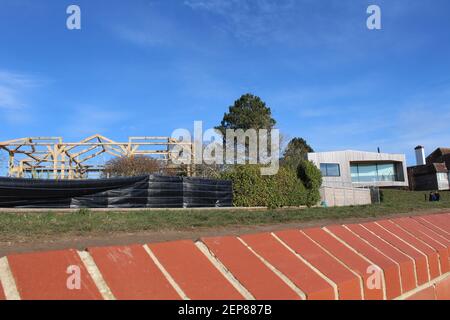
0 190 449 241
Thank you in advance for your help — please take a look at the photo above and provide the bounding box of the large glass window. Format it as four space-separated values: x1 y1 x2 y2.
350 164 359 181
376 164 397 181
320 163 341 177
351 163 399 183
437 172 449 182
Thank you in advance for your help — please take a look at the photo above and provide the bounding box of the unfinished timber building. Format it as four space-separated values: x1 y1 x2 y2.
0 135 194 179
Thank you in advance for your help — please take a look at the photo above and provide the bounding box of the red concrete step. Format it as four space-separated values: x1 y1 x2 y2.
88 245 181 300
0 282 5 300
302 227 384 300
274 230 362 300
421 214 450 233
401 218 450 248
377 220 441 279
325 225 402 300
392 218 449 273
363 222 430 285
345 224 417 293
202 236 301 300
240 232 335 300
435 275 450 300
414 216 450 241
406 286 436 300
434 214 450 231
1 213 449 300
148 240 243 300
7 249 102 300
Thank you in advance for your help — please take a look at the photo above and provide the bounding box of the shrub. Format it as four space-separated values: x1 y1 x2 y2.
102 156 165 177
297 160 322 189
268 166 309 208
297 160 322 207
194 163 224 179
219 164 312 209
219 165 264 207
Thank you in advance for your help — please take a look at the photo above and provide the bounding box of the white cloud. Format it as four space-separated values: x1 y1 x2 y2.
0 70 43 126
0 70 39 110
114 26 166 47
59 105 130 139
184 0 297 44
109 3 188 49
184 0 295 14
0 86 23 110
184 0 237 12
112 13 177 48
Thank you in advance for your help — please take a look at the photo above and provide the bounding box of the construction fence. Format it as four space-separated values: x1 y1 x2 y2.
0 175 232 208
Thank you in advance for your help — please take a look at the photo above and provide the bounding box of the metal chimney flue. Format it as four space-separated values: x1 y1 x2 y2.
414 145 426 166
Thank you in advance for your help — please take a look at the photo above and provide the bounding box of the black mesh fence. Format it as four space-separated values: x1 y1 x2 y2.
0 175 232 208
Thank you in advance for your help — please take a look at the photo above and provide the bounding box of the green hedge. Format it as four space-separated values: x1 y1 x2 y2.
219 162 321 208
297 160 322 206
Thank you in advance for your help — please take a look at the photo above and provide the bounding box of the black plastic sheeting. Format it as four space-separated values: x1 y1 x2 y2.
0 175 233 208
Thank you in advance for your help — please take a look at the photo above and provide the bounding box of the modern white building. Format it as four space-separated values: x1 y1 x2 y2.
307 150 409 188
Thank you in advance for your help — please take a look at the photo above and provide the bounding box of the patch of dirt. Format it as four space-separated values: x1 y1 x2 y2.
0 209 447 257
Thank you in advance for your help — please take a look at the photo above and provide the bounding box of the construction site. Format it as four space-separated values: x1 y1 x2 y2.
1 1 450 305
0 135 195 179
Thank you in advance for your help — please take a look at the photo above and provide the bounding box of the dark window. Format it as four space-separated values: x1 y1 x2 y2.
320 163 341 177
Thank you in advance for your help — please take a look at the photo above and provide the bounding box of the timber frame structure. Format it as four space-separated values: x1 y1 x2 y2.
0 135 194 179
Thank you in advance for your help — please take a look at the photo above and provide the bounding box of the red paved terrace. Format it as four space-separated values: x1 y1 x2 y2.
0 213 449 300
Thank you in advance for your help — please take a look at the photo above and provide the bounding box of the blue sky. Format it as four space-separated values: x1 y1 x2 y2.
1 0 450 166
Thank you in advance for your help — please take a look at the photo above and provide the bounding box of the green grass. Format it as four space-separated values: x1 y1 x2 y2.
0 190 449 241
